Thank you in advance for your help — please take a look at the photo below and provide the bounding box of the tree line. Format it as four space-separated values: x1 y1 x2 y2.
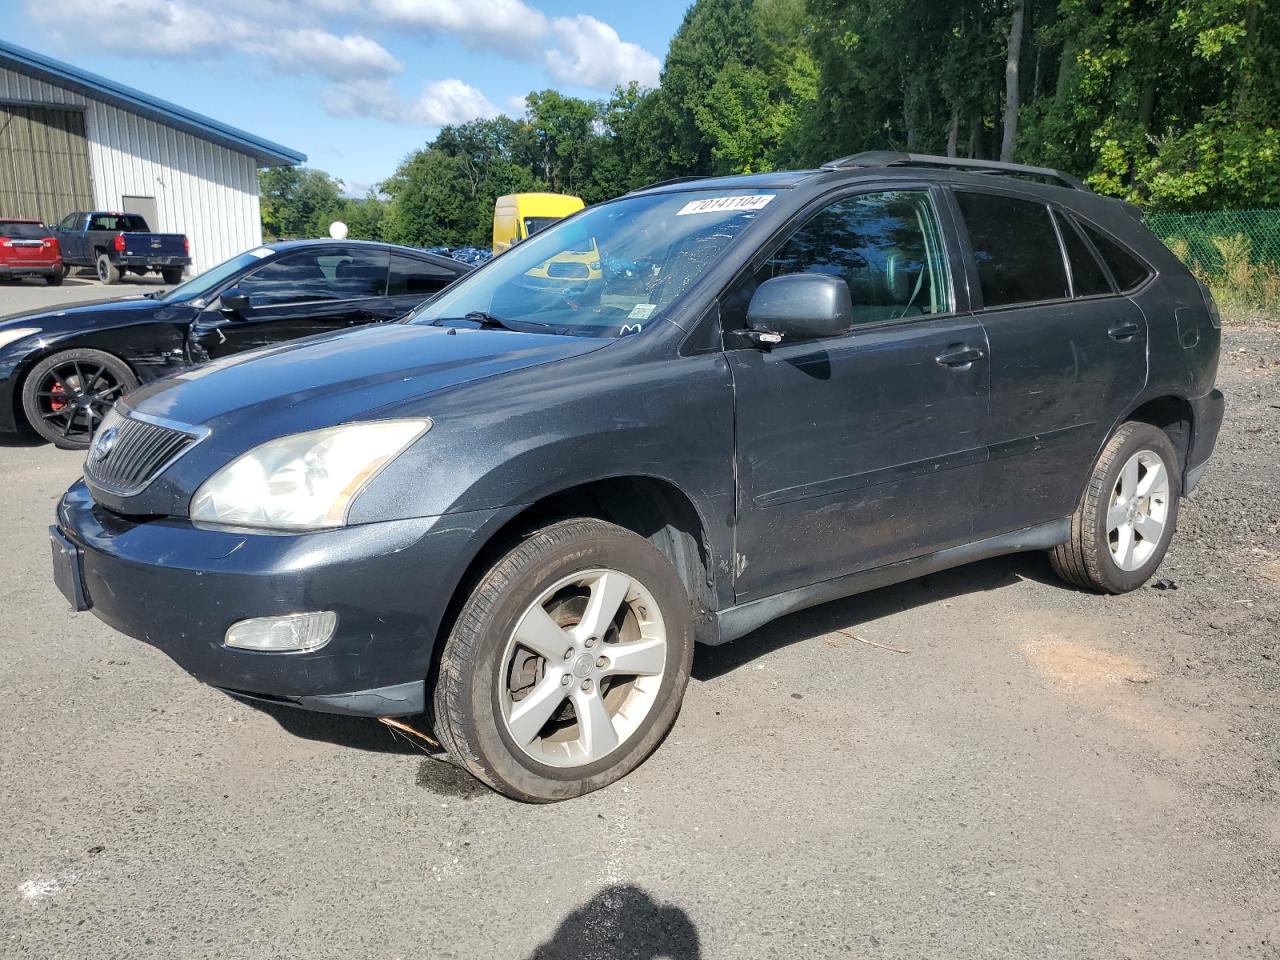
261 0 1280 248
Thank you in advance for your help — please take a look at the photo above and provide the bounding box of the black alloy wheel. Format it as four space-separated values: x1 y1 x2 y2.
21 349 137 449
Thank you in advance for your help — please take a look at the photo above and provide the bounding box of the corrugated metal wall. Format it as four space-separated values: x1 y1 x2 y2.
0 64 263 274
0 104 94 222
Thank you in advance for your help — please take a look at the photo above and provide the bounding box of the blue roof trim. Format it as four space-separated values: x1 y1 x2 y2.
0 40 305 167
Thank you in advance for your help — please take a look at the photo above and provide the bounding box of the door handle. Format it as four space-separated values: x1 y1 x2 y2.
935 345 985 368
1108 321 1141 341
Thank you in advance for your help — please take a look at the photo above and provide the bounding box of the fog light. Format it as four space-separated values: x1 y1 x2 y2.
225 611 336 652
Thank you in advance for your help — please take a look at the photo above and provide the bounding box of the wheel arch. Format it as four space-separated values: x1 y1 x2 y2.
1119 394 1194 473
437 475 720 667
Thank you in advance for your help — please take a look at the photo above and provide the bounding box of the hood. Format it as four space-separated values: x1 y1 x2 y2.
0 294 186 337
125 321 610 429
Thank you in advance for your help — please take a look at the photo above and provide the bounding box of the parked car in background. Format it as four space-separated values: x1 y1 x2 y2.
51 211 190 285
0 218 63 285
49 153 1223 801
492 192 584 254
0 239 471 447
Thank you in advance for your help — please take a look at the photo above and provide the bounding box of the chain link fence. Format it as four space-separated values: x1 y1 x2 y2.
1145 208 1280 319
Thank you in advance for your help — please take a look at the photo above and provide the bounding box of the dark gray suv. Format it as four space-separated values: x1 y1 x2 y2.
51 152 1224 801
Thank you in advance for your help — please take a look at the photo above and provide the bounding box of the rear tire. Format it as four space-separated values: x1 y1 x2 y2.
46 271 64 286
432 518 694 802
1049 422 1181 593
161 267 184 285
96 254 121 285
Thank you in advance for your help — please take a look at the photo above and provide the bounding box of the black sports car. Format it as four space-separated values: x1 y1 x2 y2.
0 240 470 448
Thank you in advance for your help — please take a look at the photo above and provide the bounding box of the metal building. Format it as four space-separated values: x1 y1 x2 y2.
0 40 304 275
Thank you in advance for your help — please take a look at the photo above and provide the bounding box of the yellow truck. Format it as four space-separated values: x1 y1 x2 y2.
491 193 584 254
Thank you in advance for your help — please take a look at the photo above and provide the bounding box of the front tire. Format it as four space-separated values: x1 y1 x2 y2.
1050 422 1181 593
432 518 694 802
21 348 137 449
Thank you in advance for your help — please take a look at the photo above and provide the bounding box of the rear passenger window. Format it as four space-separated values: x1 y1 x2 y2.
1079 222 1152 291
389 255 457 297
1055 212 1113 297
760 190 952 325
956 192 1069 308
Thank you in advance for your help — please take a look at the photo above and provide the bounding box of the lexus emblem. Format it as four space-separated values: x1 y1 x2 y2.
90 426 119 463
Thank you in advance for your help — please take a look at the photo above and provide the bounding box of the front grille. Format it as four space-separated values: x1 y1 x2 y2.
84 414 200 496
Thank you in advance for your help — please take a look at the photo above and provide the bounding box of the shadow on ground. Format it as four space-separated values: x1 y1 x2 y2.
526 885 700 960
693 550 1060 681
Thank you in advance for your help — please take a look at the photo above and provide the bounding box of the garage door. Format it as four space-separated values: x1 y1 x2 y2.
0 104 93 224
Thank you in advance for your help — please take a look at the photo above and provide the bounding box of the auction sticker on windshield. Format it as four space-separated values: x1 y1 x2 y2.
676 195 775 216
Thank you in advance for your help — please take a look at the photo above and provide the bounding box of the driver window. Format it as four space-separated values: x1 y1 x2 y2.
239 248 386 306
726 190 951 329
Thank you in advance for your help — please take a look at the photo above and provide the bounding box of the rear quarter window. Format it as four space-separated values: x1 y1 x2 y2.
956 191 1070 308
1079 221 1154 291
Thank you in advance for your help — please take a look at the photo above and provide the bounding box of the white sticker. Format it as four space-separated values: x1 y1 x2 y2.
248 247 273 258
627 303 657 320
676 194 775 216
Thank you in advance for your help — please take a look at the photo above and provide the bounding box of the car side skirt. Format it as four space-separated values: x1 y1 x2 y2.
711 518 1071 645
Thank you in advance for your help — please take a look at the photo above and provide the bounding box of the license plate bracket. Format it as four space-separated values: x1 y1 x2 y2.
49 527 91 612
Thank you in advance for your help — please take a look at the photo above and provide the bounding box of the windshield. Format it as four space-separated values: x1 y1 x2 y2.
412 189 777 337
0 222 49 239
159 248 271 302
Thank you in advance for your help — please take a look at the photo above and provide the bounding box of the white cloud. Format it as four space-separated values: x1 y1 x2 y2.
363 0 548 55
267 29 402 80
323 78 498 127
505 93 529 118
25 0 400 79
545 15 661 90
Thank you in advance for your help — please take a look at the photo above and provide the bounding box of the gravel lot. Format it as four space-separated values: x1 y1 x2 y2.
1 323 1277 959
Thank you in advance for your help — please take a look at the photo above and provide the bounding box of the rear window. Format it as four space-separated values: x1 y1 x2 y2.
0 221 49 239
956 192 1069 308
389 254 457 296
1079 222 1153 291
89 214 150 232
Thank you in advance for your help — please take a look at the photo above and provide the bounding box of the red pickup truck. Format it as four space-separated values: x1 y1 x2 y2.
0 218 63 285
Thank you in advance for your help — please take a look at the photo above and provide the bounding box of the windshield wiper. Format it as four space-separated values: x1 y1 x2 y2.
431 311 553 332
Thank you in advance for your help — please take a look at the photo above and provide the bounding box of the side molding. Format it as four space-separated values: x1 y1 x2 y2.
710 518 1071 645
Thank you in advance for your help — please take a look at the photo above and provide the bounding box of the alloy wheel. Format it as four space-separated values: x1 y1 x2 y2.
1107 449 1170 571
33 359 124 444
499 568 668 768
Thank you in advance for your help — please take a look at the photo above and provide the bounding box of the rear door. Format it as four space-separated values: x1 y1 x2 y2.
191 246 390 358
727 187 990 600
951 189 1149 536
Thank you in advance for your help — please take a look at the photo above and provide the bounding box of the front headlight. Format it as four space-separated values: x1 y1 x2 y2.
190 419 430 530
0 327 42 351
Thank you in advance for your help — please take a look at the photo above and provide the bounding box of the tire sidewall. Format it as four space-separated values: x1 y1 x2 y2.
450 524 694 801
1091 424 1181 592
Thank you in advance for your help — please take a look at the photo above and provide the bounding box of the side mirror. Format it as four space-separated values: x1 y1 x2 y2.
220 288 251 316
741 273 853 346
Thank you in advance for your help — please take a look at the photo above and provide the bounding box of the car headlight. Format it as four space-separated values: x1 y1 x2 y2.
0 327 42 351
190 419 430 530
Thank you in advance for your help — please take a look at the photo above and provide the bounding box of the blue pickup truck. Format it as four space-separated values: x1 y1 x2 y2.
52 211 190 285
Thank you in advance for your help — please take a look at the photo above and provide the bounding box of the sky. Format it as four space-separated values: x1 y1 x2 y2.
4 0 692 194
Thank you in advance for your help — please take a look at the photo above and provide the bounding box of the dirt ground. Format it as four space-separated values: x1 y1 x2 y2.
1 325 1277 959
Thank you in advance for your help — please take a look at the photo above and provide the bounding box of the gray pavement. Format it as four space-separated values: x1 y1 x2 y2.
0 271 168 316
1 326 1278 959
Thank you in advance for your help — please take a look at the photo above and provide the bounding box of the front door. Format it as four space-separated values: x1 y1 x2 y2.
950 190 1150 535
191 246 390 359
727 189 990 601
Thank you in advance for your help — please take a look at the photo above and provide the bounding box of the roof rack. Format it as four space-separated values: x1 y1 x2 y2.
820 151 1090 192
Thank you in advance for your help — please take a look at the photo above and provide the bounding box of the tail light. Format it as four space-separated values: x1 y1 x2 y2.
0 238 11 248
113 233 126 252
183 236 189 254
1196 280 1222 329
42 238 54 248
